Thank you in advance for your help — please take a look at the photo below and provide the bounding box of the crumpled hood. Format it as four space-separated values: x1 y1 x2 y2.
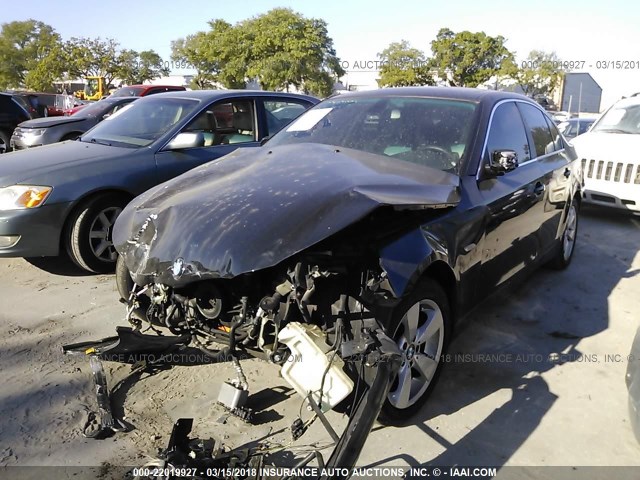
114 143 460 286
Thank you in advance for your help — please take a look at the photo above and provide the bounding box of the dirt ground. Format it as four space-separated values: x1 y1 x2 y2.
1 207 639 478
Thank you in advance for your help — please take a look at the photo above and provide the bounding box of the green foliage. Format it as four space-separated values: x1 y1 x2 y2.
116 49 170 85
506 50 564 97
0 19 61 89
429 28 513 87
24 44 65 91
377 40 433 87
62 37 121 86
171 20 238 89
171 8 344 96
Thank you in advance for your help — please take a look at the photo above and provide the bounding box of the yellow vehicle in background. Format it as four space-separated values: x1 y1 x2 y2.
74 77 109 101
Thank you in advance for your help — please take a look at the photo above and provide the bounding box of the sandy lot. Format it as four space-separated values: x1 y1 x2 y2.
0 207 639 478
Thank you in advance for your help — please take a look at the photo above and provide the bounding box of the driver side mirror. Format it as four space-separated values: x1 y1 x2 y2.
165 132 205 151
485 149 518 177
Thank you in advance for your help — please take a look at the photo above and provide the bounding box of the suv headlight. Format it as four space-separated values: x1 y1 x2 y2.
0 185 53 210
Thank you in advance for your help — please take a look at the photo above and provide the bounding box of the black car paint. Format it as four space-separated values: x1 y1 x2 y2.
0 93 31 152
0 91 318 259
115 88 581 319
114 143 460 289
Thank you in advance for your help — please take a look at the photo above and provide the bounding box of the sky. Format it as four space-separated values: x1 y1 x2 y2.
2 0 640 109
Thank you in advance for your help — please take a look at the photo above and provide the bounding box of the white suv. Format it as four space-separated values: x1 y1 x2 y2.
571 95 640 212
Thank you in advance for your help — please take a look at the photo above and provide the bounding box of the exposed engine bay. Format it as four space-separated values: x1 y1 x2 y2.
64 254 404 479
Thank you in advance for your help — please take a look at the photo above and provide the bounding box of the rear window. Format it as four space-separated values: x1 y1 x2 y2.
111 87 145 97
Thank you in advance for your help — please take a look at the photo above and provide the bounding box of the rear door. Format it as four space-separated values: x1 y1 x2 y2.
258 97 315 137
154 97 261 184
476 101 549 294
517 102 573 255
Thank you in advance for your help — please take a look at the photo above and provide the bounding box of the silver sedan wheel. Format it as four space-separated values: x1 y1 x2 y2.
388 299 445 409
563 203 577 261
88 206 122 262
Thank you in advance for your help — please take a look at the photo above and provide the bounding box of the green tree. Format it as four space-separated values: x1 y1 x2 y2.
0 19 61 89
172 27 226 89
171 8 345 96
116 49 170 85
62 37 121 86
24 44 66 91
377 40 433 87
242 9 345 96
506 50 564 98
429 28 513 87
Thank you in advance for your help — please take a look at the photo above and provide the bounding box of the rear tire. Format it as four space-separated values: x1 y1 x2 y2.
378 278 451 425
65 193 127 273
0 130 10 154
548 198 579 270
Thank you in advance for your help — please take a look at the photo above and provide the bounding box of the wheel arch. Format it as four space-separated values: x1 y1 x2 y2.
59 188 134 251
420 260 458 323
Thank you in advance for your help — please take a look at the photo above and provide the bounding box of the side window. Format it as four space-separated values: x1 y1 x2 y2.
486 102 530 164
544 115 565 151
183 100 255 146
518 103 555 157
109 103 128 116
263 100 310 136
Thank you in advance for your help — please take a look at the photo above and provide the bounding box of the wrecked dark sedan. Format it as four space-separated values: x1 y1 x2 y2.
111 86 581 452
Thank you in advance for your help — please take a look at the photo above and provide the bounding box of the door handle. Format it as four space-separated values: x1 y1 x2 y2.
563 168 571 178
534 182 545 196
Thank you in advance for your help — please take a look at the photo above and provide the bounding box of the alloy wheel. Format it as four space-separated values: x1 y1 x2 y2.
388 299 445 409
88 206 122 262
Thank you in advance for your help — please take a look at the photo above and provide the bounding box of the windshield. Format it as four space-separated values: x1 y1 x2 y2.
267 96 478 172
110 87 145 97
75 100 119 118
81 97 199 148
592 103 640 134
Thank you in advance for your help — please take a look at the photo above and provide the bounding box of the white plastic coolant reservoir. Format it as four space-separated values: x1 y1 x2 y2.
278 322 354 412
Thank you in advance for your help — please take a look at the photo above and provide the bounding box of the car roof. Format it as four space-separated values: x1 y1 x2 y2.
123 85 184 88
142 89 318 103
329 86 534 107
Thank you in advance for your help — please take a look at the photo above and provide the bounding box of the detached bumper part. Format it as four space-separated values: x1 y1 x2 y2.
62 327 193 439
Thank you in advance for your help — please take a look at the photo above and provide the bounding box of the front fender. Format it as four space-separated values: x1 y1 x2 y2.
379 227 450 298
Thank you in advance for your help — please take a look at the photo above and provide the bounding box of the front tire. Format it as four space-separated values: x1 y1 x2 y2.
378 278 451 425
65 193 127 273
